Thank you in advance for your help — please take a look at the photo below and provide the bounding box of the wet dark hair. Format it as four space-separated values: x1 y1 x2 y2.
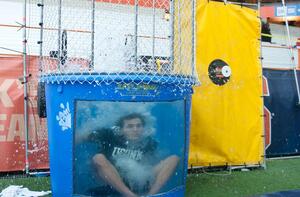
116 113 146 128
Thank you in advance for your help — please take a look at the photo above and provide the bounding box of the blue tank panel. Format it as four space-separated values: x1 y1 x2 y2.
183 98 192 185
44 75 193 197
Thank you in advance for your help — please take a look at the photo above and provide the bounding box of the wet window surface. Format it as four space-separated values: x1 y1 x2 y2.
73 100 185 197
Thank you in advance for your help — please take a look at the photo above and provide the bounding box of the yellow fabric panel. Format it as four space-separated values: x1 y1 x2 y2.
189 1 264 167
173 0 193 75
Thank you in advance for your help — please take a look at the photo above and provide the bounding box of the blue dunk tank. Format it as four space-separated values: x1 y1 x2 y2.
40 0 196 196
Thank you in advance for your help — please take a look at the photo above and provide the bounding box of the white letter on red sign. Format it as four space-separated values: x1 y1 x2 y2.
7 114 24 142
0 79 14 107
0 114 7 142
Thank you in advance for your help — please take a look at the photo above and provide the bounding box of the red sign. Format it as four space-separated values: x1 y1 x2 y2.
0 55 49 172
260 6 275 18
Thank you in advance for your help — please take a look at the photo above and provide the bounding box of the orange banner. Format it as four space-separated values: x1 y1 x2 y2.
95 0 169 9
0 55 49 172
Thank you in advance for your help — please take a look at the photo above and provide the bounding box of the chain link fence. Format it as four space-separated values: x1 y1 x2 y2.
39 0 198 86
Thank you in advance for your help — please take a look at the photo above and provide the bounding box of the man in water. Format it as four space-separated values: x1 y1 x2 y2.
88 113 179 197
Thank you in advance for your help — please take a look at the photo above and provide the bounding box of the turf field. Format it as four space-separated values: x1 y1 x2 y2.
0 158 299 197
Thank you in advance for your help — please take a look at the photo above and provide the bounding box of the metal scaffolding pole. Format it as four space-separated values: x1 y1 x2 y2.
23 0 29 174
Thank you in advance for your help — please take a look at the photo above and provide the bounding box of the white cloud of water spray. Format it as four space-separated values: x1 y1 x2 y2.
76 101 156 137
114 156 154 194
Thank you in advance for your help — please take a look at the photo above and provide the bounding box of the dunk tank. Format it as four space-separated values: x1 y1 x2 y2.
39 0 197 196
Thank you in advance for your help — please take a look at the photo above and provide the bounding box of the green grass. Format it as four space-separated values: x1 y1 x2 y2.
186 158 300 197
0 176 51 196
0 158 300 197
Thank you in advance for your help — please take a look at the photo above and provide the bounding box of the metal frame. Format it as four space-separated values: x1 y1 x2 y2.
23 0 29 174
58 0 62 70
91 0 95 69
170 0 175 70
258 0 267 170
134 0 138 67
38 0 44 73
152 0 156 65
227 1 258 6
281 0 300 105
177 0 182 67
192 0 196 80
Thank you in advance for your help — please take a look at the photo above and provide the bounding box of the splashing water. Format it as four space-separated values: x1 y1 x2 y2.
114 157 154 194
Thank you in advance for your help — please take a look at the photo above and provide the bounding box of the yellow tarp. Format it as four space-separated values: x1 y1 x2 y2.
189 1 264 167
